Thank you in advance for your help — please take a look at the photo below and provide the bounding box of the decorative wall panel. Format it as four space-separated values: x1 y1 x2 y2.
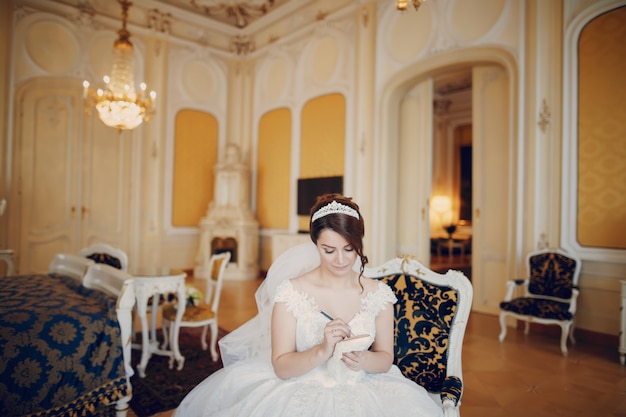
387 9 432 62
25 20 77 74
450 0 506 43
182 60 217 101
577 6 626 249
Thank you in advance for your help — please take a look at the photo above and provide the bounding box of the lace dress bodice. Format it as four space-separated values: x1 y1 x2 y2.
275 279 396 351
274 279 397 383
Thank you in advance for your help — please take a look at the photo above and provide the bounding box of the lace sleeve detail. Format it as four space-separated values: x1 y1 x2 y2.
380 281 398 304
273 280 314 319
363 281 397 317
273 280 292 303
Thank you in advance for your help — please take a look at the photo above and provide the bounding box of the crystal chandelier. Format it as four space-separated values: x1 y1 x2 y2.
396 0 425 11
83 0 156 130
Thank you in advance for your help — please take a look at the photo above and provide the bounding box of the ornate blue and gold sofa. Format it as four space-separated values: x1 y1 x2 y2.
365 255 473 417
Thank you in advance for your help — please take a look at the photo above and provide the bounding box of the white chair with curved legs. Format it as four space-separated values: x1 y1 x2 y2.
0 250 16 276
49 253 96 281
83 262 133 297
0 199 15 277
498 248 582 356
79 243 129 271
162 252 231 363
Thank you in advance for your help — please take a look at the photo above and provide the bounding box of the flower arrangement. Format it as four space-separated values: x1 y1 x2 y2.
166 285 203 308
185 285 203 307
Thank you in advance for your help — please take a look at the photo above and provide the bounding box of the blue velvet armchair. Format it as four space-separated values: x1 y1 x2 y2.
498 248 582 356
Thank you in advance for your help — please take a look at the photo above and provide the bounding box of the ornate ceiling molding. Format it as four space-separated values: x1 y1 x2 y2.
191 0 273 28
159 0 285 28
28 0 351 54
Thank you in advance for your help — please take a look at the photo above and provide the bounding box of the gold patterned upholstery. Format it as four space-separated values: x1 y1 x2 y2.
382 274 458 394
163 304 216 322
365 256 472 417
498 249 582 356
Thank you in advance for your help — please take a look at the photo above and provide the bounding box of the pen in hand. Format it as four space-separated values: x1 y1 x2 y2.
320 310 353 336
320 310 334 321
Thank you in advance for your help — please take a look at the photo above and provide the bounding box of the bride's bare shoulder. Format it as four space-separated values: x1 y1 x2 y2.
360 276 382 292
290 269 318 290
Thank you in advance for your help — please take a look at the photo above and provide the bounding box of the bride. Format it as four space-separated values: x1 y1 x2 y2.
174 194 442 417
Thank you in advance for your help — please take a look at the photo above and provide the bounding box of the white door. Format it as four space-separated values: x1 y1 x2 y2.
397 79 434 262
471 65 514 314
12 79 131 274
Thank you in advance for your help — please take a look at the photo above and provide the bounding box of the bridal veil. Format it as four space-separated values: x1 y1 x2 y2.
218 241 321 366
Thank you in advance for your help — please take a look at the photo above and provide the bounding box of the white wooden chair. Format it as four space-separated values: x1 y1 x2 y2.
83 262 133 297
364 255 473 417
49 253 96 281
0 249 15 276
0 199 13 276
162 252 231 363
79 243 129 271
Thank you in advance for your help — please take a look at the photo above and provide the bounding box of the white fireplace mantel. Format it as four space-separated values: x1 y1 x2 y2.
194 144 259 280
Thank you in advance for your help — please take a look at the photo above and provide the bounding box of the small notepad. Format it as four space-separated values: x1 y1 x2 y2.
327 334 372 384
334 334 371 352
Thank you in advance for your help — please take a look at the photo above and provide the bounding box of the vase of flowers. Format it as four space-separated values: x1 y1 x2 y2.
185 285 202 307
166 285 203 308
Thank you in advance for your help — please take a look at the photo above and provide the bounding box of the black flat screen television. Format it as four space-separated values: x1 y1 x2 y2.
297 176 343 215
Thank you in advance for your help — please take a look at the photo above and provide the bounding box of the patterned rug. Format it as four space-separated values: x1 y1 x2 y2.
129 327 227 417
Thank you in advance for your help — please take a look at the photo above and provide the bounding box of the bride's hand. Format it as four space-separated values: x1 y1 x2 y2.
321 319 351 354
341 350 365 371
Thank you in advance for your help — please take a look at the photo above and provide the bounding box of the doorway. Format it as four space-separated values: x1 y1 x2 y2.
429 69 473 277
375 56 516 315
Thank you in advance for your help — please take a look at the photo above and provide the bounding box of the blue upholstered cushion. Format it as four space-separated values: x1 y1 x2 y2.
499 297 572 321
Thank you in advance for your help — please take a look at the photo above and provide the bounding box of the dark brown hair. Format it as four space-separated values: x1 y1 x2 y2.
309 194 368 286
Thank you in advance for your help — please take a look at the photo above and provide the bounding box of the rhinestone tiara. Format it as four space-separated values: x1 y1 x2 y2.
311 200 360 223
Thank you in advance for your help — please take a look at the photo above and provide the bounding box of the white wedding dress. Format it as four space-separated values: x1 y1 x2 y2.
174 243 443 417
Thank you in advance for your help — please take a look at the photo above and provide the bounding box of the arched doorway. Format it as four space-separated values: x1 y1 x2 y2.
373 48 519 315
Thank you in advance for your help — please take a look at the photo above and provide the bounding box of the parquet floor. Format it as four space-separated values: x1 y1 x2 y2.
131 270 626 417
